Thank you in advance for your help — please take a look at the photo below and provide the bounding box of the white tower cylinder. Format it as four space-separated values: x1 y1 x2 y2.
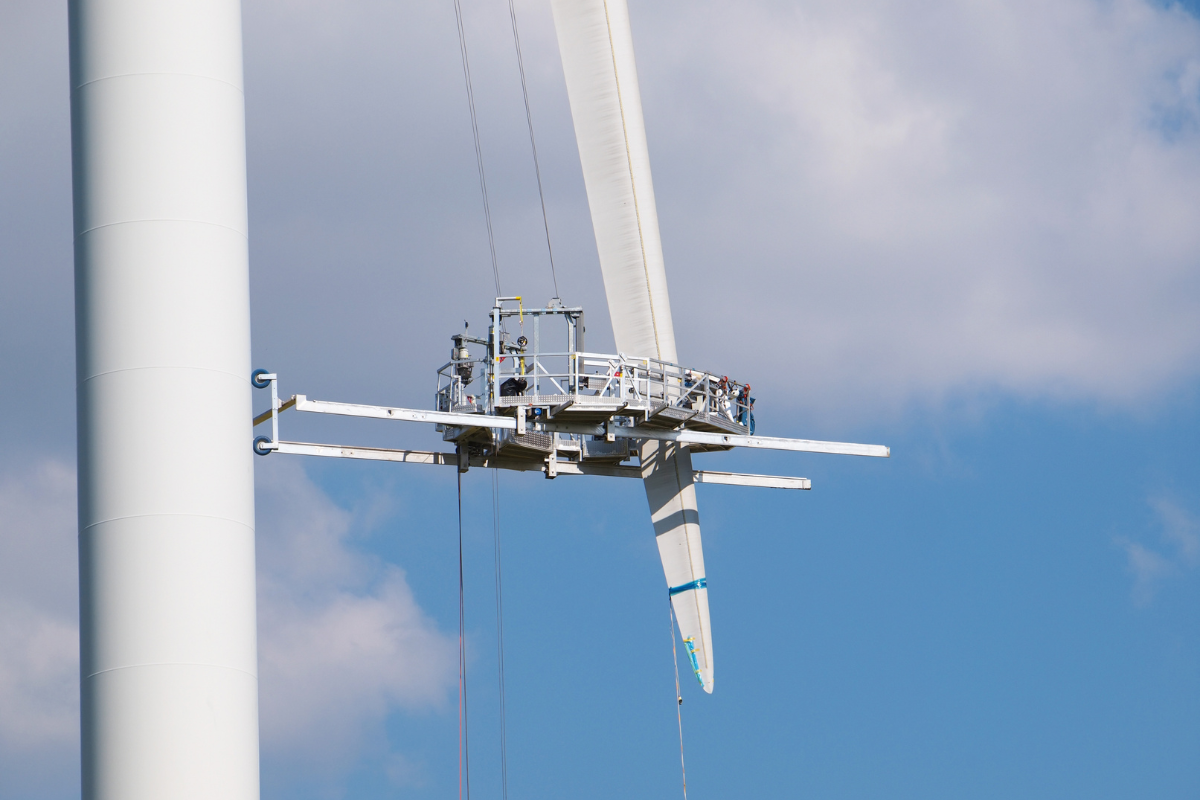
69 1 260 797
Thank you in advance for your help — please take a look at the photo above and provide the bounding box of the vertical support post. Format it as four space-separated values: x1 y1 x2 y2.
270 375 279 445
69 0 261 798
490 303 499 411
567 313 574 395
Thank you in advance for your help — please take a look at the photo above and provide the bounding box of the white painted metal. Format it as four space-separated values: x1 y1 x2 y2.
272 442 458 465
280 396 889 457
693 471 812 490
69 0 259 797
637 429 889 458
273 442 639 477
552 0 712 692
296 395 519 429
269 440 812 489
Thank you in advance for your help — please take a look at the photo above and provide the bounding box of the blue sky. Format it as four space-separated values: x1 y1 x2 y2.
2 0 1199 798
251 395 1199 799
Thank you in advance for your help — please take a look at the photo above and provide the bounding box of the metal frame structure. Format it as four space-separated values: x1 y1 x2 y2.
251 298 888 489
437 298 752 427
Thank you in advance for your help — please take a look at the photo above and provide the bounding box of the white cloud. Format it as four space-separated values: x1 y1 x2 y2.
0 605 78 749
1120 538 1175 607
255 459 457 775
633 0 1200 420
0 461 80 798
4 0 1182 432
1149 495 1200 565
0 457 455 794
5 0 1200 454
1118 495 1200 605
0 461 79 749
223 0 1200 427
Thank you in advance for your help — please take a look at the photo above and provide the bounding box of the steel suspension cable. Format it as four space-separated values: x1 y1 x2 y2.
491 470 510 800
452 0 502 296
458 471 472 800
669 601 688 800
506 0 560 299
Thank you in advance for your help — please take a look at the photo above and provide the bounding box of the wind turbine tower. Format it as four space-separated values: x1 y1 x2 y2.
69 0 261 797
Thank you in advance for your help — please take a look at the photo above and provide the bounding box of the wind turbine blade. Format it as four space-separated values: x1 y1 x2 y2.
644 440 714 693
552 0 712 692
550 0 676 362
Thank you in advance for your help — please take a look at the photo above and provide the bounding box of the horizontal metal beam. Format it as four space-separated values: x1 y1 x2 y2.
693 470 810 490
272 442 455 464
484 457 640 478
634 429 889 458
285 396 889 458
269 441 810 487
270 441 639 477
293 396 516 429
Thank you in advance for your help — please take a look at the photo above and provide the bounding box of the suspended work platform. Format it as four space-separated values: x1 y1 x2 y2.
251 297 889 489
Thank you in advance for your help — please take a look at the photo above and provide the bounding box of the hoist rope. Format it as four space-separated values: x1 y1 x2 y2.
506 0 560 300
458 470 472 800
669 601 688 800
491 470 510 800
452 0 502 297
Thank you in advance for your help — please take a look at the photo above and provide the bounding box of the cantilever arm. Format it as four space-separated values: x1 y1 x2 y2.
285 397 890 458
630 429 888 458
267 440 811 488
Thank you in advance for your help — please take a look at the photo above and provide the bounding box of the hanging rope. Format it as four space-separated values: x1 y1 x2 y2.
491 470 510 800
669 600 688 800
452 0 502 297
506 0 560 299
458 471 472 800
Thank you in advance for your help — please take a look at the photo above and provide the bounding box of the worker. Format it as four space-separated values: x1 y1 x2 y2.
500 376 527 397
716 376 733 420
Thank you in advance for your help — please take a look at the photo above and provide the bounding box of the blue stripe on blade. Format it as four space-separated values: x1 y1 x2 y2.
668 578 707 597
